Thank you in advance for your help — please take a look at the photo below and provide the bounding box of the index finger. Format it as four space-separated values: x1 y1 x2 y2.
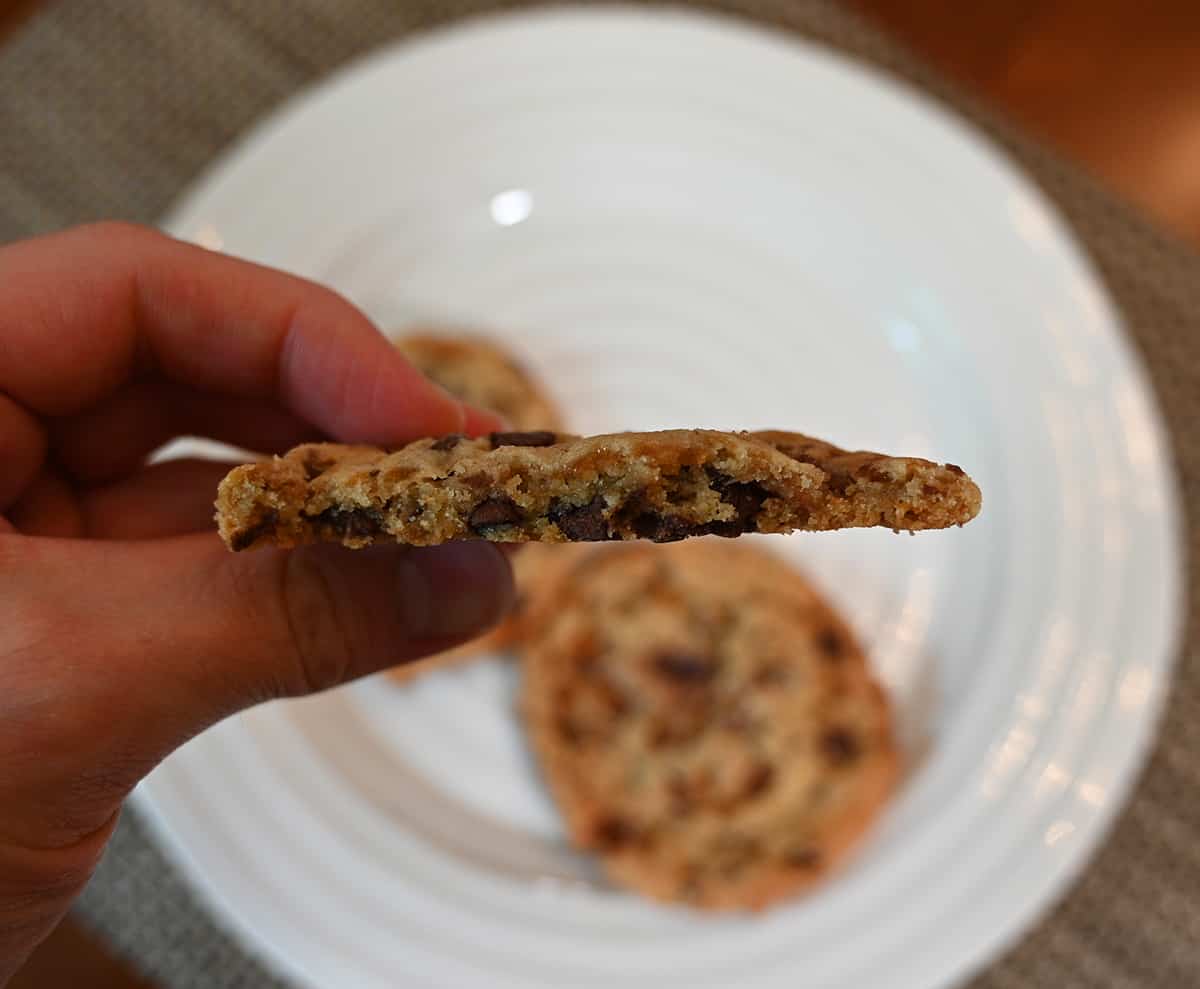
0 222 495 443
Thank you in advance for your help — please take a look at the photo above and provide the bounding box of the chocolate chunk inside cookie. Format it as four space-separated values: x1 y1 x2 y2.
468 496 523 531
550 496 612 541
490 430 558 448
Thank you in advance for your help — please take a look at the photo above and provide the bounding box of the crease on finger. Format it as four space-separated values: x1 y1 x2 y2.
49 381 320 485
7 467 84 538
78 458 235 539
0 392 47 510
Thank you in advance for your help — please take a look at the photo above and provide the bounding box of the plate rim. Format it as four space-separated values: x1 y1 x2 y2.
141 6 1187 989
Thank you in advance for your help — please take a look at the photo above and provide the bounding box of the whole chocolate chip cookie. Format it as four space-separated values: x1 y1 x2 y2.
395 332 562 433
519 540 898 910
215 429 981 552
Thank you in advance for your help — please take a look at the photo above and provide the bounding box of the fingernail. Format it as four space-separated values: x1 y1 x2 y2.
426 381 469 432
396 542 515 641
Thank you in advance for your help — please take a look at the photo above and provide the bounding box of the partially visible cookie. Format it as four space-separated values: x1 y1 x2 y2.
386 332 565 681
215 429 981 552
395 333 561 432
520 540 898 910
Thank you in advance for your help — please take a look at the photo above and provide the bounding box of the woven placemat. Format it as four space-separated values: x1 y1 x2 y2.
2 1 1197 986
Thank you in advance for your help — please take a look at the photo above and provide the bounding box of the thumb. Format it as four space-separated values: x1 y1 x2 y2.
0 532 513 848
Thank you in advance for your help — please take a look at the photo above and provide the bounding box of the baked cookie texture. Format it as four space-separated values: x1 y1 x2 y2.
394 333 562 433
520 540 898 910
216 429 980 552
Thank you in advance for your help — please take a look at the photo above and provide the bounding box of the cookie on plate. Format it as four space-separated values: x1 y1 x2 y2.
387 332 565 680
395 332 561 432
215 429 981 551
520 540 898 910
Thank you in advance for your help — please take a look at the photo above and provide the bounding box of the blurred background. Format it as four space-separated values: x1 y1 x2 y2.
3 0 1199 251
3 0 1198 985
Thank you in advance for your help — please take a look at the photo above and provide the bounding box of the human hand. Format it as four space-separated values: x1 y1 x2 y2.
0 223 515 983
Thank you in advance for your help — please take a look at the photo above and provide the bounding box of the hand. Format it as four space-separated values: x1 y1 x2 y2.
0 223 515 983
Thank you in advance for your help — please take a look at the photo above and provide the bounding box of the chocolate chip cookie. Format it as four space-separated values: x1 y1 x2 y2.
520 540 898 910
395 332 562 432
215 429 981 552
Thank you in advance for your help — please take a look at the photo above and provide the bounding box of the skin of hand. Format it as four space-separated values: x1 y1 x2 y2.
0 223 516 984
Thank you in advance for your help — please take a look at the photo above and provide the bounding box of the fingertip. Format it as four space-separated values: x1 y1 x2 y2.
461 402 508 437
280 308 469 445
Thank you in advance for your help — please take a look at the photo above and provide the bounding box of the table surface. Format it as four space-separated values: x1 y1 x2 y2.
8 0 1200 986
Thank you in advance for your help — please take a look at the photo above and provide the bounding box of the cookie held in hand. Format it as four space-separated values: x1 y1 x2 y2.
520 540 898 910
215 429 981 552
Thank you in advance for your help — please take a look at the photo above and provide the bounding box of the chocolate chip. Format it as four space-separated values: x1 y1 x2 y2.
726 481 768 515
632 512 697 543
821 727 861 765
317 506 385 539
705 523 741 538
743 763 775 799
945 463 965 476
430 433 465 451
826 470 854 497
719 481 768 527
784 847 821 869
653 650 717 683
302 454 332 480
489 430 557 448
468 496 522 531
593 816 635 850
231 509 278 551
556 716 583 745
550 495 612 541
648 708 709 748
816 628 845 661
705 470 769 536
752 663 789 686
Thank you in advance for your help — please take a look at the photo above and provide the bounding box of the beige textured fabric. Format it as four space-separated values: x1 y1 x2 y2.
1 1 1196 986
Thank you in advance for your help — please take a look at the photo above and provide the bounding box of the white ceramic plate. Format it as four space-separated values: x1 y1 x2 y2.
139 7 1182 988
